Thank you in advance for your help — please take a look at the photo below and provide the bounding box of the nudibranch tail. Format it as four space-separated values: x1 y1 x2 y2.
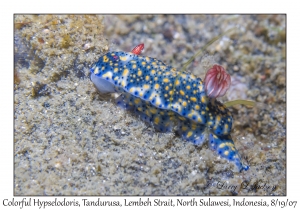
208 133 249 171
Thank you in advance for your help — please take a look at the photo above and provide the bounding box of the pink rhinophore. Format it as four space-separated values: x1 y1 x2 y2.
204 64 231 98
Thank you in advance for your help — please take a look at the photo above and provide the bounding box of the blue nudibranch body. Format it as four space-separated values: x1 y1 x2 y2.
90 51 249 172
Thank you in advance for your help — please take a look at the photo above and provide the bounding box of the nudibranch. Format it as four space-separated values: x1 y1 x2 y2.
90 45 249 172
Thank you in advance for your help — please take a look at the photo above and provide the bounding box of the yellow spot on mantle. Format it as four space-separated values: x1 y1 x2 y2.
190 97 197 102
123 69 129 77
102 72 112 79
103 55 109 62
155 84 160 89
149 92 156 101
199 85 203 92
94 67 99 74
163 78 169 83
197 116 202 123
219 142 235 150
119 56 127 61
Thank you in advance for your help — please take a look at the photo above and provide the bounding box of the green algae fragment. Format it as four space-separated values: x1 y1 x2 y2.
224 99 255 108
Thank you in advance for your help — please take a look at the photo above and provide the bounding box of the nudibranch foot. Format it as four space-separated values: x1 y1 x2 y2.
177 120 207 145
115 93 136 111
116 91 174 133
